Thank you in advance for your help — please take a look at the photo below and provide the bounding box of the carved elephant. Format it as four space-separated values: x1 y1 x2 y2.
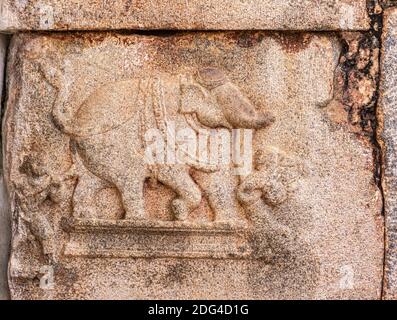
52 67 274 222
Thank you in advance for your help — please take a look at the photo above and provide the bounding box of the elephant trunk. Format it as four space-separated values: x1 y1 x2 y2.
213 82 275 129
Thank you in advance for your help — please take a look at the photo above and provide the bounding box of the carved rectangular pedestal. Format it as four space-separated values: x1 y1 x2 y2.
63 218 251 259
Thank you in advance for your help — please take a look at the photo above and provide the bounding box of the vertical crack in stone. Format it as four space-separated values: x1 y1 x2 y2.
0 35 10 164
367 0 384 205
367 0 387 299
334 1 383 196
377 0 397 300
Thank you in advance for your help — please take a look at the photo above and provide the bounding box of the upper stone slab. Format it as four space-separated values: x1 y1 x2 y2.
0 0 370 31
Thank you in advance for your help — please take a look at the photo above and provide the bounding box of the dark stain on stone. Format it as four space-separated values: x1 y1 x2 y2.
124 0 133 11
274 33 312 53
331 2 383 195
332 31 379 140
163 261 190 285
237 32 265 48
19 155 43 178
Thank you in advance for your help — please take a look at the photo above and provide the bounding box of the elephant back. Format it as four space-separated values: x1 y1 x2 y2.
71 79 141 137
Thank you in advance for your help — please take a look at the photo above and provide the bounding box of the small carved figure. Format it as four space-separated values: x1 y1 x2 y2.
12 153 75 266
238 147 303 208
237 147 305 256
237 147 319 293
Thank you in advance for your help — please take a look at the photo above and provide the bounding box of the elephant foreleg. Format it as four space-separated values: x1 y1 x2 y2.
197 168 244 223
157 166 202 221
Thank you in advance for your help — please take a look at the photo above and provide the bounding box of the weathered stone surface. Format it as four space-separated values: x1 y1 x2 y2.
0 0 370 31
382 1 397 8
380 7 397 300
3 32 383 299
0 34 10 300
0 34 6 104
0 179 10 301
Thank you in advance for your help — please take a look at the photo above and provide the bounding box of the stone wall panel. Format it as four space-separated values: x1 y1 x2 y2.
3 32 384 299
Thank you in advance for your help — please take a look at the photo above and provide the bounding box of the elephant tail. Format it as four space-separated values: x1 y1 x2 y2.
38 62 76 135
51 99 76 135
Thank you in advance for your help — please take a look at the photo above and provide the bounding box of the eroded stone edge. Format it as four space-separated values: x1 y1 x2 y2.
0 33 10 300
380 6 397 300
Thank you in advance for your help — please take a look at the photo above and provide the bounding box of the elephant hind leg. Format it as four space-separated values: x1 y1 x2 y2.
119 175 147 220
73 172 109 219
105 163 147 220
157 166 202 221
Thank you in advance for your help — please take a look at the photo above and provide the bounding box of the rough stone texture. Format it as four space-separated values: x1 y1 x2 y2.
0 33 10 300
380 7 397 300
382 1 397 8
0 179 10 301
0 0 370 32
2 32 384 300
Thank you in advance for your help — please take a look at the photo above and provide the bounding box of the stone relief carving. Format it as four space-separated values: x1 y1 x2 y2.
5 33 383 299
238 147 307 258
8 62 304 262
60 145 307 259
51 67 275 224
4 49 328 300
9 151 75 277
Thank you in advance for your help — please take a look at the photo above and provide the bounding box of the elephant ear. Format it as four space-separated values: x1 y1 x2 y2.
179 80 209 114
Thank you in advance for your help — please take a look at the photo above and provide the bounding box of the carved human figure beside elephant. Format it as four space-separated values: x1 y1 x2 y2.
50 67 274 222
237 147 306 256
